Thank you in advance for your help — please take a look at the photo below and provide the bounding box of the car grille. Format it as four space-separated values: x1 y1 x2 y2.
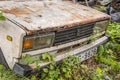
54 23 95 45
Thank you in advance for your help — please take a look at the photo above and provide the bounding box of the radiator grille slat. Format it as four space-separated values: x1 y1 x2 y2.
54 23 95 45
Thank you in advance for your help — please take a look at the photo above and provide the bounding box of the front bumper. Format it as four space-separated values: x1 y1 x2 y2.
13 36 108 76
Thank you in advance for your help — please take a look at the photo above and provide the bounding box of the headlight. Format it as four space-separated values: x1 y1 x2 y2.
23 33 55 52
94 20 109 32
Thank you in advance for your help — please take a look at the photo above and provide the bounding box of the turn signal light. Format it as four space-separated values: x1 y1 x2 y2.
23 38 33 49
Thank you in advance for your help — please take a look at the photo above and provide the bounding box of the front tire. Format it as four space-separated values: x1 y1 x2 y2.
0 48 9 68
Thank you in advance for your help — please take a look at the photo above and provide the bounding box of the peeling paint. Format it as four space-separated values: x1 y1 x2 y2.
0 1 110 35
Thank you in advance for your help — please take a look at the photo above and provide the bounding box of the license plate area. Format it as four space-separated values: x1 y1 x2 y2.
77 47 97 61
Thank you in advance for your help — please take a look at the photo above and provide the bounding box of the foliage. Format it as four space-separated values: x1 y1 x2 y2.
22 54 40 64
107 22 120 43
94 6 106 11
41 53 54 62
39 55 81 80
0 11 6 21
95 22 120 80
0 64 29 80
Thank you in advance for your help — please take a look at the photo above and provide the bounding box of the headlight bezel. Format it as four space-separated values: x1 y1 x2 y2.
94 20 109 33
22 32 55 52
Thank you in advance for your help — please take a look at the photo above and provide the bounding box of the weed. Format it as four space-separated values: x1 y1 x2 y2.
0 11 6 21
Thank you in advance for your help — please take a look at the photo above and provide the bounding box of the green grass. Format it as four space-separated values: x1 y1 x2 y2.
93 6 106 11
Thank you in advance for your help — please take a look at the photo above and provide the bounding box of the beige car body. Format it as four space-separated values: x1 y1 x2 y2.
0 1 110 75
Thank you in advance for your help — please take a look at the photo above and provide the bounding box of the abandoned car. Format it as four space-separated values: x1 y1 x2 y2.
0 1 110 76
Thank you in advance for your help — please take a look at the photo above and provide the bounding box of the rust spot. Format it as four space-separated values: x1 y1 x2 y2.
83 8 89 11
38 15 42 17
23 17 32 23
3 7 31 16
32 16 110 35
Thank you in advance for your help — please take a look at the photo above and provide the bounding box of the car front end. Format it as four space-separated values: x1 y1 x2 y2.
0 1 111 76
14 19 110 76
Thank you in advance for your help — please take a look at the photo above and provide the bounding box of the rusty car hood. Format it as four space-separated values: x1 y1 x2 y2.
0 1 110 35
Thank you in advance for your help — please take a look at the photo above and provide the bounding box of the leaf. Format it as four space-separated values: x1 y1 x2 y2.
48 78 53 80
0 11 3 17
49 64 54 70
22 54 40 64
97 45 105 57
0 16 6 20
47 55 52 61
0 16 6 21
0 65 4 71
41 73 47 79
104 76 112 80
42 53 48 60
58 77 64 80
62 68 67 72
42 53 54 62
65 72 71 78
30 75 36 80
96 67 102 77
81 64 88 69
0 11 6 21
43 68 49 73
